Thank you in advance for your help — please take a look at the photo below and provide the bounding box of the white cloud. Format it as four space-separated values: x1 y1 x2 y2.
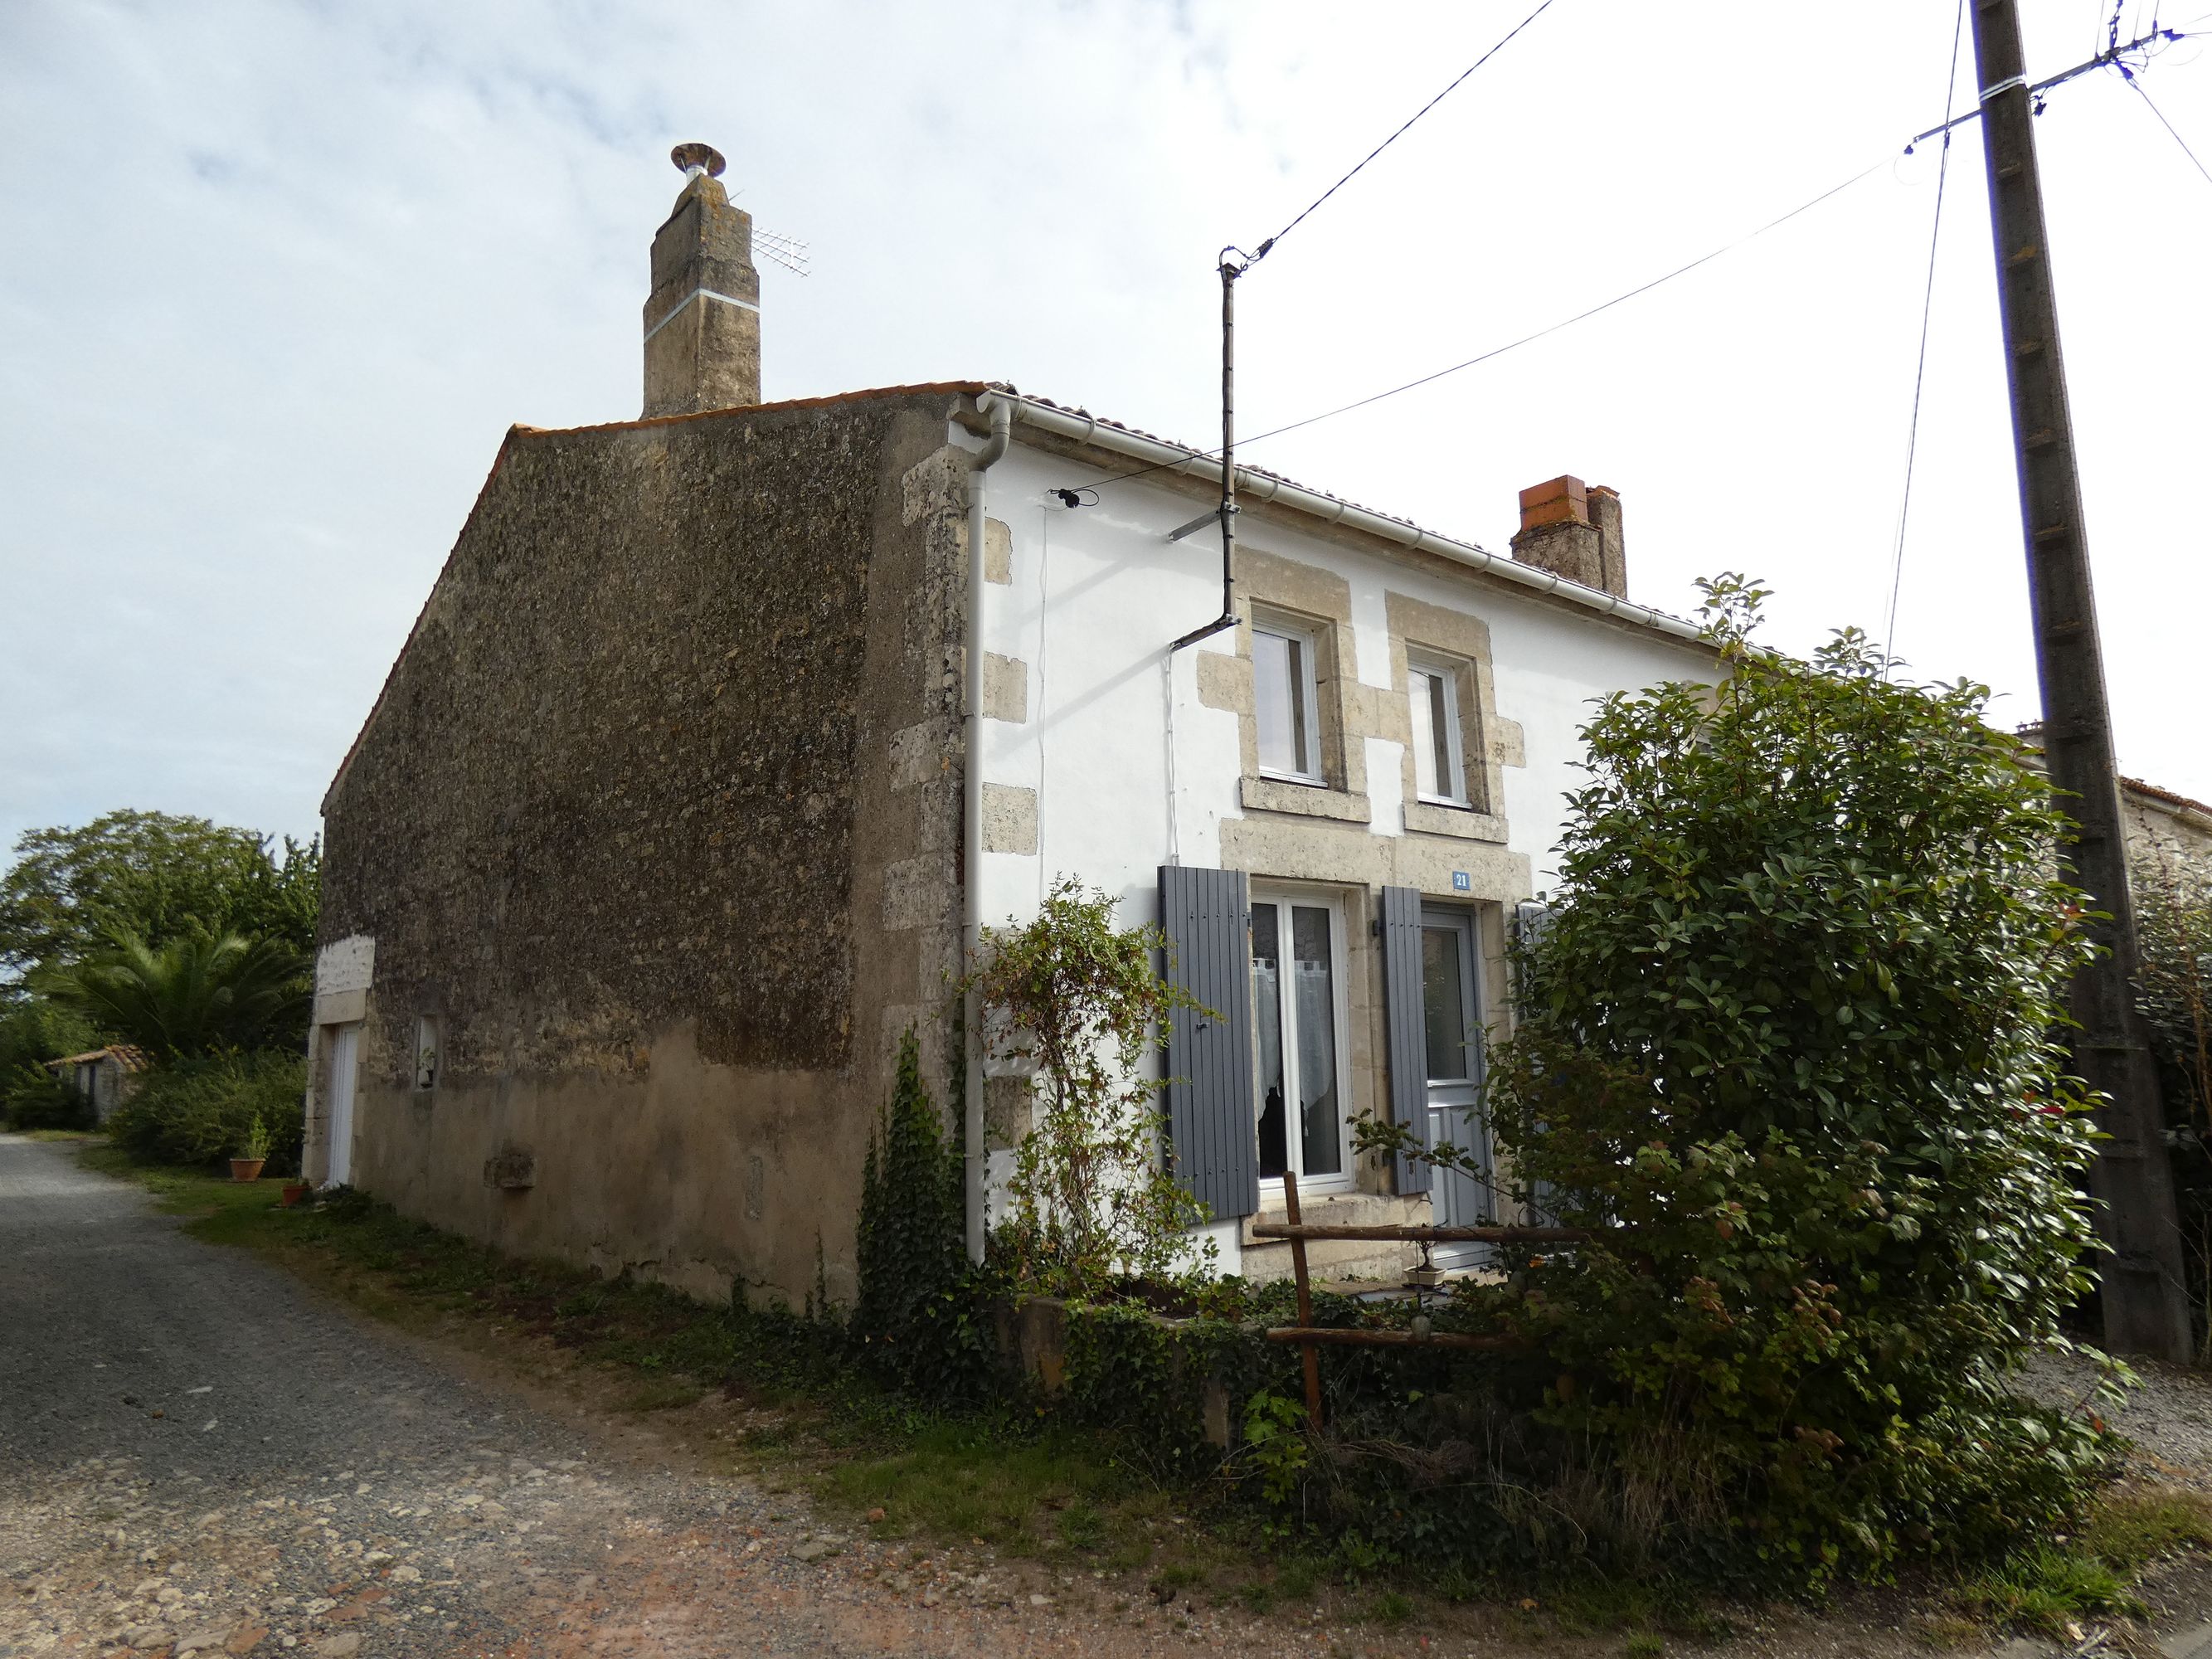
3 0 2208 859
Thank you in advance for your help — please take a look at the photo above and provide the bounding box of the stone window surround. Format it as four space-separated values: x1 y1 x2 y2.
1192 542 1538 1207
1195 545 1524 844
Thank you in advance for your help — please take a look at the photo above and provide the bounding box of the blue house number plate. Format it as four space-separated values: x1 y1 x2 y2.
1451 871 1471 892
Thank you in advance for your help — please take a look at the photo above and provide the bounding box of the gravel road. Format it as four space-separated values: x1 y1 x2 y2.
7 1131 2212 1659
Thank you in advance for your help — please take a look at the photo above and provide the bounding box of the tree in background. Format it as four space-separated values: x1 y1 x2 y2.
43 931 312 1061
0 810 321 1143
0 810 319 982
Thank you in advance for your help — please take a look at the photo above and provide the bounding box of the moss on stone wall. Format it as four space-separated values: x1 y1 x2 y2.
324 393 966 1087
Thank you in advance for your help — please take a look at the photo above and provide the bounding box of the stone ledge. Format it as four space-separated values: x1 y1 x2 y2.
1402 800 1509 843
1239 775 1372 825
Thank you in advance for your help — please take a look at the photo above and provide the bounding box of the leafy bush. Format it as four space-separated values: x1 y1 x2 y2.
1369 577 2116 1583
965 877 1213 1296
108 1049 306 1173
2 1062 90 1131
0 993 95 1078
854 1029 994 1397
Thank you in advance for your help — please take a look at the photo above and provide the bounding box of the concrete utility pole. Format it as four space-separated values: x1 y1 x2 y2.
1969 0 2192 1360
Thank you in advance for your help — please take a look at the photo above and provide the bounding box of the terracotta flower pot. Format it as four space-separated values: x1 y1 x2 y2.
229 1157 266 1184
280 1182 310 1209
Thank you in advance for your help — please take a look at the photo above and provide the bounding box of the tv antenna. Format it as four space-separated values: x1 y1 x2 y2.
754 228 810 278
668 144 810 278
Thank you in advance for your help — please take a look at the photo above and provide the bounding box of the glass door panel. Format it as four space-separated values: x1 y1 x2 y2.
1252 902 1288 1178
1249 893 1349 1190
1419 909 1490 1254
1291 906 1342 1177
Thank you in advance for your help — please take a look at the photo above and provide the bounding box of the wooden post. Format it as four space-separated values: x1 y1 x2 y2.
1969 0 2190 1360
1282 1170 1323 1429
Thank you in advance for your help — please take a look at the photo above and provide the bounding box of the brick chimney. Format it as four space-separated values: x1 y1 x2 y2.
1509 474 1627 599
642 143 761 418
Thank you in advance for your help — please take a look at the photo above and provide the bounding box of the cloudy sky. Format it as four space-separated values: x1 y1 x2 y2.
3 0 2208 862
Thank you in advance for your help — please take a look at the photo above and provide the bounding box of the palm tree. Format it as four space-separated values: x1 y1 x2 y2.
44 930 311 1058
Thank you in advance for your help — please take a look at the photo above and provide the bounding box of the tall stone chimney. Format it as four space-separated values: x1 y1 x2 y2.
642 143 761 418
1509 474 1628 599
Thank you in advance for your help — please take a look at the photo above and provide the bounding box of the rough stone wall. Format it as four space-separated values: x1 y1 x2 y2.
2127 784 2212 890
317 389 974 1306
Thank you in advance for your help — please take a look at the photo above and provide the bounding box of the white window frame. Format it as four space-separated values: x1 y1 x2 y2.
1251 884 1357 1198
1407 652 1469 806
1251 611 1325 786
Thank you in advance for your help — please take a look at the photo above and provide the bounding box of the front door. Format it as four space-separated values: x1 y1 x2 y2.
1251 891 1352 1196
325 1022 361 1186
1419 907 1490 1263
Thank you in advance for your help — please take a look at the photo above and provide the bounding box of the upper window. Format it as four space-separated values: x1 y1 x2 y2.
1407 656 1467 805
1252 615 1324 782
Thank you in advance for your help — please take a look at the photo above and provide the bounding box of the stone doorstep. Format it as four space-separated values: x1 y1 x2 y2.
1238 1188 1427 1286
1239 1240 1409 1287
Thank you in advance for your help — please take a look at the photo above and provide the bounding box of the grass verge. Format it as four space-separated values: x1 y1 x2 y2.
70 1141 2212 1647
1956 1485 2212 1636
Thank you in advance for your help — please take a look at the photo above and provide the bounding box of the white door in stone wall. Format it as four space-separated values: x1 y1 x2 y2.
326 1023 361 1187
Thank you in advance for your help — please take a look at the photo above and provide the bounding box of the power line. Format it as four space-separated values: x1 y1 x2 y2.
2132 76 2212 187
1237 0 1558 270
1062 156 1888 497
1054 23 2206 504
1884 0 1969 662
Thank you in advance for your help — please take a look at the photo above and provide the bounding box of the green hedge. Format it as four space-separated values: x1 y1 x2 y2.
107 1050 306 1174
2 1063 90 1131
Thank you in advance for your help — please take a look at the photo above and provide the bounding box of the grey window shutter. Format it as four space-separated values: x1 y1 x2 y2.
1380 885 1432 1195
1158 865 1259 1222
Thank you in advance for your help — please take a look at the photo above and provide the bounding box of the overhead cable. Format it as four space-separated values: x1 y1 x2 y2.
1235 0 1559 271
1064 157 1889 496
1884 0 1968 662
2132 78 2212 187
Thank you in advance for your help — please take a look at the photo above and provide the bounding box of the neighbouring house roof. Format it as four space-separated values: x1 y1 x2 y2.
2124 776 2212 828
2015 723 2210 830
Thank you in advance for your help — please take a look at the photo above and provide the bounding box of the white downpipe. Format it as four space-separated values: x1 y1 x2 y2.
991 395 1706 645
963 392 1013 1264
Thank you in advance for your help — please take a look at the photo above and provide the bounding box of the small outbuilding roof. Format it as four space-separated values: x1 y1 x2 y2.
46 1044 150 1073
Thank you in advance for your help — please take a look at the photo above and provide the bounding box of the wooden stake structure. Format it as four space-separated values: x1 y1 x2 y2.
1281 1171 1325 1429
1266 1172 1597 1427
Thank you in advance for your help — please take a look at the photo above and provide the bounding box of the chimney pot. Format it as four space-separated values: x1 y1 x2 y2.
670 141 727 178
1517 474 1589 530
1509 474 1628 600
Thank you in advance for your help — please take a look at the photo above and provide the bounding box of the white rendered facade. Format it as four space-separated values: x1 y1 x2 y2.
951 416 1714 1282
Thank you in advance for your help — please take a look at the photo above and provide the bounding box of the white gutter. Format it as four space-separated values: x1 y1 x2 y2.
994 394 1705 645
962 392 1013 1264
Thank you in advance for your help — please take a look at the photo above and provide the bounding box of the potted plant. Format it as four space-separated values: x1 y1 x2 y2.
230 1117 270 1184
280 1180 311 1208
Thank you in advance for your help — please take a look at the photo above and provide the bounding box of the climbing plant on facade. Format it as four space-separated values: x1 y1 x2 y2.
964 877 1214 1297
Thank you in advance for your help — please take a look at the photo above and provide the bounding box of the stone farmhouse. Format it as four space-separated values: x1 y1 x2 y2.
304 146 1725 1308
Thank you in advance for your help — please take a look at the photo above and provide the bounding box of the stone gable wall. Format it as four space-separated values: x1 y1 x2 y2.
314 392 972 1306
